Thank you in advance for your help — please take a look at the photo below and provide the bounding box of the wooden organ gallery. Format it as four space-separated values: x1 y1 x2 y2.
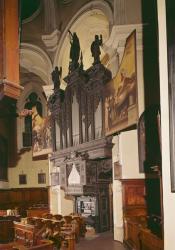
48 62 113 232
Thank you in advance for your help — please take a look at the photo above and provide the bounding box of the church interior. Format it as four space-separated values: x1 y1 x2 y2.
0 0 174 249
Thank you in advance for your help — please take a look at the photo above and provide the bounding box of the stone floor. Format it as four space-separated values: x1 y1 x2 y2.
76 231 128 250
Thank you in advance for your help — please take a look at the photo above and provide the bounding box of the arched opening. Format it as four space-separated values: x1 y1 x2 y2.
54 2 112 88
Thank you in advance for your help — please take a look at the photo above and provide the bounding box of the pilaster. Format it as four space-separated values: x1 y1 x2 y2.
114 0 127 25
42 0 60 52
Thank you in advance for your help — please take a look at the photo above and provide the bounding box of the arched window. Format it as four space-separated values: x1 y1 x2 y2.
23 92 43 147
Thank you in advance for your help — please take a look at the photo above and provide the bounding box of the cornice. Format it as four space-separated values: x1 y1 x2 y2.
0 79 23 100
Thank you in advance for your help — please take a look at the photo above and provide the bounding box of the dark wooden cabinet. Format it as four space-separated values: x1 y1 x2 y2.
0 220 13 243
122 179 147 218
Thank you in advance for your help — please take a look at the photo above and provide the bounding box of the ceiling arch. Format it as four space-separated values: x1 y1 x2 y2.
20 0 41 24
20 43 52 85
54 1 113 89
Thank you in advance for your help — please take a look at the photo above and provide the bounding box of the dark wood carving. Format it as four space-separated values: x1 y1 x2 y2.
49 62 112 152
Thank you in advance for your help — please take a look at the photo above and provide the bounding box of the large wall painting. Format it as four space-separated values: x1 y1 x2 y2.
105 30 138 135
32 106 52 158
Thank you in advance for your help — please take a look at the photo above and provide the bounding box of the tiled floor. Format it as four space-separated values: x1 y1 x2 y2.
76 231 128 250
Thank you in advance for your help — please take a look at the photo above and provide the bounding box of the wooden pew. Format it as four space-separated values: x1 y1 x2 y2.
139 228 163 250
124 218 142 250
0 240 53 250
13 221 38 246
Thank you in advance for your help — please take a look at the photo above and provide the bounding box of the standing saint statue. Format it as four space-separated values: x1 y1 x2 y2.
51 66 62 90
68 30 80 72
91 34 103 65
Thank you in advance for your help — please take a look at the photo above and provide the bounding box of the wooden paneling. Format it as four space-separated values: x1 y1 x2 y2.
139 228 163 250
122 179 147 217
0 188 48 210
0 189 9 203
124 219 142 250
0 220 13 243
10 190 23 203
122 179 164 250
124 219 163 250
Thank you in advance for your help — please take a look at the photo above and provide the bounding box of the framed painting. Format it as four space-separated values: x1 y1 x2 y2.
38 173 46 184
32 106 52 158
19 174 27 185
105 30 138 135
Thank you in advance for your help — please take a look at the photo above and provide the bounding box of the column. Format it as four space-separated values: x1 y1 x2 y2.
114 0 127 25
42 0 60 52
43 0 57 33
112 135 124 242
0 0 22 99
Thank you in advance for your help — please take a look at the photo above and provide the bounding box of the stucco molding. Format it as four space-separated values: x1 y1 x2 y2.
42 29 61 52
20 43 53 85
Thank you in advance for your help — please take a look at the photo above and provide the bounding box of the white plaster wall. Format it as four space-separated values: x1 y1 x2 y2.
50 187 59 214
48 160 74 216
60 190 74 216
112 135 124 242
120 130 145 179
0 181 9 189
112 130 144 242
8 150 49 188
50 186 74 216
157 1 175 249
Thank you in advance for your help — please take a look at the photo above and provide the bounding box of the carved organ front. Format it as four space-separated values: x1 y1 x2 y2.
48 63 113 232
49 64 112 152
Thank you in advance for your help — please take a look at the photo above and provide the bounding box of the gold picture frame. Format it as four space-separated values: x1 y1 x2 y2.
105 30 138 135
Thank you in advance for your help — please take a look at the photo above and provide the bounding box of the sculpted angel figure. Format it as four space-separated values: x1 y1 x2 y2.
51 66 62 90
91 34 103 65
